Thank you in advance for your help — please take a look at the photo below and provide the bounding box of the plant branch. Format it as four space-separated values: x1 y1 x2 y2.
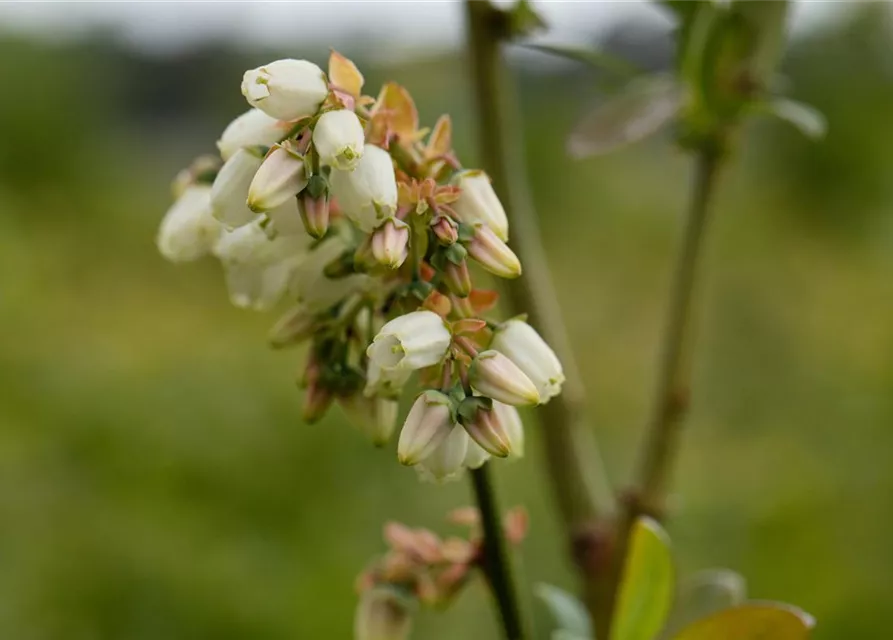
596 146 723 640
470 464 528 640
463 0 612 533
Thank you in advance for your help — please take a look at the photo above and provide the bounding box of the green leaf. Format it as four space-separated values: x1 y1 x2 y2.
522 43 640 80
760 97 827 139
536 584 593 638
670 602 815 640
660 569 747 639
567 74 682 159
609 517 674 640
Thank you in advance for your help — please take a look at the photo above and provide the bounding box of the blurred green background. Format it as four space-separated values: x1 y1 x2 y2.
1 2 892 639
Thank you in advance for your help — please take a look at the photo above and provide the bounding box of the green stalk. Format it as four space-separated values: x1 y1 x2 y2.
470 465 528 640
464 0 614 623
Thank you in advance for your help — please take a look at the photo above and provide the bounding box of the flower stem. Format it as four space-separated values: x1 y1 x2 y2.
469 464 527 640
463 0 613 606
596 146 723 640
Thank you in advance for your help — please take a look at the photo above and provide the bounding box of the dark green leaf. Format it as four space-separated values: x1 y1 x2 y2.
660 569 747 639
536 584 593 638
670 602 815 640
609 517 674 640
568 74 682 159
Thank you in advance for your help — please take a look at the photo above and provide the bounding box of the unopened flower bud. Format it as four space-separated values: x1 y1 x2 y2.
299 189 330 239
417 424 470 483
157 184 221 262
452 170 509 241
491 319 565 403
217 108 285 160
247 143 308 213
493 401 524 458
443 260 472 297
460 400 512 457
372 218 410 269
241 59 329 121
313 109 365 171
303 381 334 424
431 216 458 245
329 145 397 232
211 148 263 228
468 350 540 407
367 310 451 374
397 391 455 465
365 360 412 399
354 587 412 640
268 304 315 348
467 224 521 279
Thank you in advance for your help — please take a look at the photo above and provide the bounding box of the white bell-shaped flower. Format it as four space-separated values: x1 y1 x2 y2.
340 395 400 447
365 360 413 399
212 220 309 310
216 108 285 160
493 401 524 458
247 143 308 213
241 59 329 121
211 148 263 229
265 199 305 236
367 310 451 375
468 350 540 407
397 391 455 465
452 170 509 241
313 109 365 171
329 145 397 232
417 425 470 483
286 235 369 312
491 319 565 403
463 440 491 470
157 184 221 262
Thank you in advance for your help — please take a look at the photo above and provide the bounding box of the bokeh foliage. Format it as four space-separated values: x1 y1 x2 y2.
1 5 892 639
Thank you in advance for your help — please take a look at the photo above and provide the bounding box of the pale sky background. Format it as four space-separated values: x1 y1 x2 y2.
0 1 854 60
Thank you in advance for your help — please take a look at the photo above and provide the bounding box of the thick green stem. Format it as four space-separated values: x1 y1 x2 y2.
470 465 528 640
463 0 612 531
596 147 723 640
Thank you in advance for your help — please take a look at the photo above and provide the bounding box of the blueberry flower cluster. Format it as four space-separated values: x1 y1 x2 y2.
158 52 565 482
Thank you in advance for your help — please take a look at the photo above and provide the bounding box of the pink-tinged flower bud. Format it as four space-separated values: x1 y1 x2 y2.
313 109 365 171
217 108 285 160
431 215 458 245
354 586 412 640
299 190 330 239
467 224 521 279
241 59 329 121
157 184 221 262
443 260 472 297
417 424 470 483
397 391 455 465
461 401 512 457
371 218 410 269
493 401 524 458
451 170 509 241
247 143 308 213
491 319 565 403
303 381 334 424
367 310 451 374
211 148 264 228
340 395 400 446
268 304 315 348
329 145 397 232
468 350 540 406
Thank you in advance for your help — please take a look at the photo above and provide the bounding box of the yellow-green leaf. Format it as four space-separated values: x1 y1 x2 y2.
377 82 419 141
660 569 747 639
671 602 815 640
610 517 674 640
328 50 364 97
